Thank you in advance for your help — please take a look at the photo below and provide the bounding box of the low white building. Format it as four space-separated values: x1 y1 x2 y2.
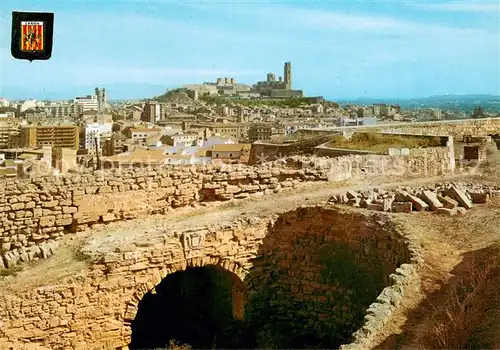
202 135 236 147
161 133 200 147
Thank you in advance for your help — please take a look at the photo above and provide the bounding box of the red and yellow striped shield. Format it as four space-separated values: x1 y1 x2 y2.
20 21 44 52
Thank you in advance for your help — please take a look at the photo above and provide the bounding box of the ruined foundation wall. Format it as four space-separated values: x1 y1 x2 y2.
374 118 500 139
245 207 411 348
0 207 423 350
0 149 450 268
0 220 267 349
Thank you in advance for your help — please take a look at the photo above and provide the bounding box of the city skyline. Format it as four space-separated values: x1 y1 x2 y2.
0 0 499 100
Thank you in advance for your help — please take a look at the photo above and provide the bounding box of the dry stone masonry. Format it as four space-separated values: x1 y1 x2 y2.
244 206 423 349
329 182 500 216
0 150 452 269
0 205 423 350
374 117 500 139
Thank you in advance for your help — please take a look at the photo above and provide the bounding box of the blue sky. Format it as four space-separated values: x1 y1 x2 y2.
0 0 499 100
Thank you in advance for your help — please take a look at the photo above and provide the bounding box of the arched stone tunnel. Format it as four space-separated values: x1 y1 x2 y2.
121 206 414 349
129 265 247 349
0 206 421 349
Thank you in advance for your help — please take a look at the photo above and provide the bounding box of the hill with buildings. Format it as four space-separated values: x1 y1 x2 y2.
154 89 199 105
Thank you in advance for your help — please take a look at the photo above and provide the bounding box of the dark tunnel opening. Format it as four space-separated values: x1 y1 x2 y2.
129 265 249 349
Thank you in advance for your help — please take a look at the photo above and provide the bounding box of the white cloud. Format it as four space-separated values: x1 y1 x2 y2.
412 2 499 13
261 5 496 39
49 66 263 85
189 3 496 39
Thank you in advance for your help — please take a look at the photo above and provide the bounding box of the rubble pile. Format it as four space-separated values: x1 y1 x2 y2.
329 182 500 215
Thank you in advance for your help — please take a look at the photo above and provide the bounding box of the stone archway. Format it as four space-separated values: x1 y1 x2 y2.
123 256 248 346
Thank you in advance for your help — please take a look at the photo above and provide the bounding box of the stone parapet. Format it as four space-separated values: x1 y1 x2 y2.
0 149 451 268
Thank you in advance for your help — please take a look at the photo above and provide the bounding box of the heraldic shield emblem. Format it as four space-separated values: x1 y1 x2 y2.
11 11 54 61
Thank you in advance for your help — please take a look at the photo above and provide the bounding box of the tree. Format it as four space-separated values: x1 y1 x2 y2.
472 106 484 118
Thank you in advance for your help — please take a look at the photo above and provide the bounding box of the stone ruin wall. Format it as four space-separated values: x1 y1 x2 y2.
0 217 269 349
375 118 500 140
0 149 451 269
0 207 424 350
245 207 419 348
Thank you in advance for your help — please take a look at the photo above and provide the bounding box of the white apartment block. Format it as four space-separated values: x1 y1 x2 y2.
74 95 99 112
49 103 84 117
83 123 113 152
19 99 37 112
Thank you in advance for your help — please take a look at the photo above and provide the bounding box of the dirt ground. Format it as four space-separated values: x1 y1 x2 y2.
369 196 500 349
1 145 500 349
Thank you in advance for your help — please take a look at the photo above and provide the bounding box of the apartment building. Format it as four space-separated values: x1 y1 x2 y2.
102 133 128 156
20 125 80 150
248 123 273 142
190 123 249 140
161 133 199 147
209 144 251 164
126 127 162 141
50 103 83 118
0 120 20 149
82 123 112 153
141 101 165 123
74 95 98 112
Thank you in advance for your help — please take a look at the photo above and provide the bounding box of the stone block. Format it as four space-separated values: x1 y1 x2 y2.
219 194 233 201
160 178 173 187
391 202 413 213
347 198 361 207
328 195 339 203
366 203 384 211
240 184 260 192
1 242 12 251
42 200 58 208
468 191 489 204
62 206 78 214
346 190 359 199
98 186 112 194
394 190 409 202
202 182 220 189
225 185 241 194
39 216 56 227
420 190 443 211
436 207 457 216
85 186 98 194
437 195 459 209
130 262 148 271
3 250 20 268
407 194 428 211
72 190 84 198
257 171 271 178
10 202 25 211
447 186 473 209
101 214 117 222
55 218 73 226
456 207 467 215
